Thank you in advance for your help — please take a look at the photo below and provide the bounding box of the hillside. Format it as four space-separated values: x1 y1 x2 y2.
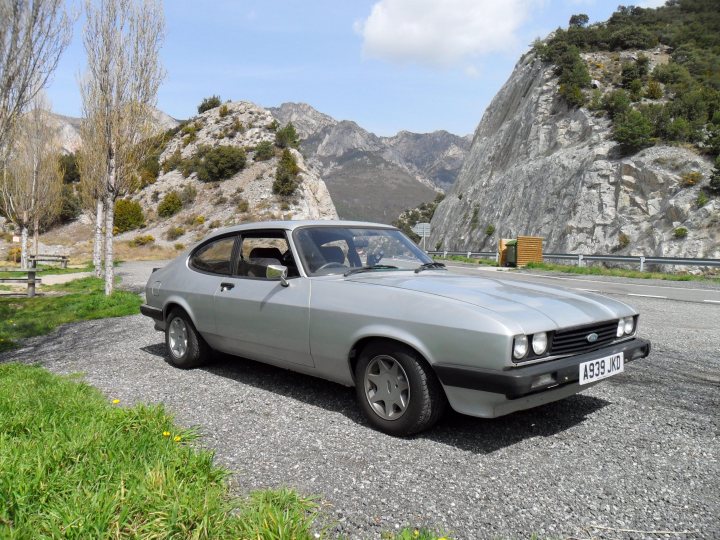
430 1 720 259
269 103 471 223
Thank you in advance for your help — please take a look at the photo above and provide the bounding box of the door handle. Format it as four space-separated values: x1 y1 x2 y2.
220 282 234 292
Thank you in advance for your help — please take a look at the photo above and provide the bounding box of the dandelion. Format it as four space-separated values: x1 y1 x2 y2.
173 435 182 442
162 431 170 437
413 531 420 537
112 399 120 404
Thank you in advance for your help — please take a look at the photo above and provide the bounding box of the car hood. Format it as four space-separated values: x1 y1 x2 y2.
345 271 633 330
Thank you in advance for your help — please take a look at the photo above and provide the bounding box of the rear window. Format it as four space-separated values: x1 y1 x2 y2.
190 236 236 275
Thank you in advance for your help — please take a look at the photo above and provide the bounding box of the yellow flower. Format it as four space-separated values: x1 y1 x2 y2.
173 435 182 442
413 531 419 537
112 399 120 404
162 431 170 437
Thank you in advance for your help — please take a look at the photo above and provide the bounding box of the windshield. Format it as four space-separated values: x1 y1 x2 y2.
293 226 433 276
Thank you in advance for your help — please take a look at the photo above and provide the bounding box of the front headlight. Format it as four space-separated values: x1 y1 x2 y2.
623 316 635 335
513 335 528 359
532 332 548 355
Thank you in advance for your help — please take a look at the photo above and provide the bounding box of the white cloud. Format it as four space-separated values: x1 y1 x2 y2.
355 0 540 67
637 0 667 7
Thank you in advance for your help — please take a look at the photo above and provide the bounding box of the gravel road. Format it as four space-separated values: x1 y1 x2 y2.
1 263 718 539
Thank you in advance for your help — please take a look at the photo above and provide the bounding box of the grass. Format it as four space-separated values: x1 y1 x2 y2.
0 277 142 352
432 255 498 266
0 264 94 279
525 261 720 283
0 363 321 539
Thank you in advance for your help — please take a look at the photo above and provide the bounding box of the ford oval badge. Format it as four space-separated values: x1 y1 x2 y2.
586 332 599 343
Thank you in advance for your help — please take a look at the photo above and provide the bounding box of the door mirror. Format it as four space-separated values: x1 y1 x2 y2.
266 264 289 287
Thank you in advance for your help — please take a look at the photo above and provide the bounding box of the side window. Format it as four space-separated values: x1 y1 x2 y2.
236 233 296 278
190 236 236 275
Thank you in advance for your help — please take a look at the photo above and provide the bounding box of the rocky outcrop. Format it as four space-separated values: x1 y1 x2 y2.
128 101 337 246
430 53 720 259
269 103 471 223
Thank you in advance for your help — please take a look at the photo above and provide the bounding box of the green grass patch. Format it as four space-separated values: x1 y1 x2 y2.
0 277 142 352
0 363 321 538
433 255 498 267
0 264 94 279
525 261 720 283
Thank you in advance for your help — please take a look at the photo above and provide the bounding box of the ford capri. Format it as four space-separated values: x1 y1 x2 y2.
141 220 651 436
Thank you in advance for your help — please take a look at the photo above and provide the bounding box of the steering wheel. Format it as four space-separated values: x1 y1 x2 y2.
316 262 346 271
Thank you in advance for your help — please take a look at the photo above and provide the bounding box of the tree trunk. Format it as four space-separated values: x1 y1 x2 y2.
20 225 28 269
33 216 40 256
104 189 114 295
94 197 104 277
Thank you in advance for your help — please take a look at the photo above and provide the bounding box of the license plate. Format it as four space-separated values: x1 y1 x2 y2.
579 352 624 385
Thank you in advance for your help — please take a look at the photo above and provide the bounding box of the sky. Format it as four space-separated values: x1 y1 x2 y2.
47 0 666 137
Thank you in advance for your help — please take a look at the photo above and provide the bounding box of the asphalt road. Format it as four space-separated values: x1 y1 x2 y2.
444 264 720 305
1 261 718 539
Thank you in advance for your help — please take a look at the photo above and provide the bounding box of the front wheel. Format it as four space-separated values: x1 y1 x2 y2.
165 309 209 369
354 341 446 436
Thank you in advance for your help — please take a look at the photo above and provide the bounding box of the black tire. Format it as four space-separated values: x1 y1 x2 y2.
165 308 210 369
354 341 446 436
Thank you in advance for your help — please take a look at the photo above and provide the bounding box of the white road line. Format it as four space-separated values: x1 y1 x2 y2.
627 293 667 299
703 299 720 304
578 288 600 292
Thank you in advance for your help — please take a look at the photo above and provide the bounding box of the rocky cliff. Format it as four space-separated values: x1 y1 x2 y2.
128 101 337 247
270 103 471 223
430 52 720 259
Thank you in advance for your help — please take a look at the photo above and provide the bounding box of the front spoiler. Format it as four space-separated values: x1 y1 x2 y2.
433 337 651 399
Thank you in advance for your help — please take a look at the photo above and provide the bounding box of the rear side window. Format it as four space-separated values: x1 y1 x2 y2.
190 236 236 275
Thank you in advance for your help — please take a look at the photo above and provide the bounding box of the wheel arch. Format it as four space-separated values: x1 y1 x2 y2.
162 297 199 328
347 331 437 385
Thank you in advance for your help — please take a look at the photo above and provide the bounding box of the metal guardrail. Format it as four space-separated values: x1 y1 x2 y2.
427 250 720 271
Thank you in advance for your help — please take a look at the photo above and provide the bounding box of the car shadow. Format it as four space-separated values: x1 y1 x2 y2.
141 343 610 454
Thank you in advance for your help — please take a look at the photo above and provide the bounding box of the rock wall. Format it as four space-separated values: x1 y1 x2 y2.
430 53 720 259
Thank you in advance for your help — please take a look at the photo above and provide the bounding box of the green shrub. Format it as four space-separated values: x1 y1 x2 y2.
128 235 155 247
254 140 274 161
236 199 249 213
275 122 299 148
560 84 586 107
673 227 688 239
645 79 663 99
197 95 221 113
114 199 145 233
680 171 702 187
218 104 230 117
193 215 205 225
158 191 183 218
6 246 21 263
267 119 279 132
192 145 247 182
165 226 185 241
613 109 653 151
272 149 300 196
58 184 81 223
161 149 184 173
485 224 496 236
179 184 197 205
174 243 185 250
59 152 80 184
603 89 631 119
696 191 709 207
709 156 720 195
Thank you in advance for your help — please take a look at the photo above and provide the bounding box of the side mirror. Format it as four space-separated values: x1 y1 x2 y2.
266 264 289 287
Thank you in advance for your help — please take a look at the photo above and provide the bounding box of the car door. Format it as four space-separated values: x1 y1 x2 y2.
212 230 313 367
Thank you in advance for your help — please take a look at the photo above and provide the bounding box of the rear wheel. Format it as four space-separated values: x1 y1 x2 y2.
165 309 209 369
354 341 446 436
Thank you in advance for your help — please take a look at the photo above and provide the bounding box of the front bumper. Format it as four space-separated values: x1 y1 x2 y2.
433 337 651 400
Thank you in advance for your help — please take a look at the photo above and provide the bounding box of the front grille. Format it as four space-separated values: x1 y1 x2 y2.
550 320 618 356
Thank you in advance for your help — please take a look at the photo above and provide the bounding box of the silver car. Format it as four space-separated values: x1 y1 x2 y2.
141 220 651 435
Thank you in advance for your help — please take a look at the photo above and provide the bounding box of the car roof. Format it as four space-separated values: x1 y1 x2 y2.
207 219 398 238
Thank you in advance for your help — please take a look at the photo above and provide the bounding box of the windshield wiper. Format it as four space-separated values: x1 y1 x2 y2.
343 264 398 277
414 262 446 273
